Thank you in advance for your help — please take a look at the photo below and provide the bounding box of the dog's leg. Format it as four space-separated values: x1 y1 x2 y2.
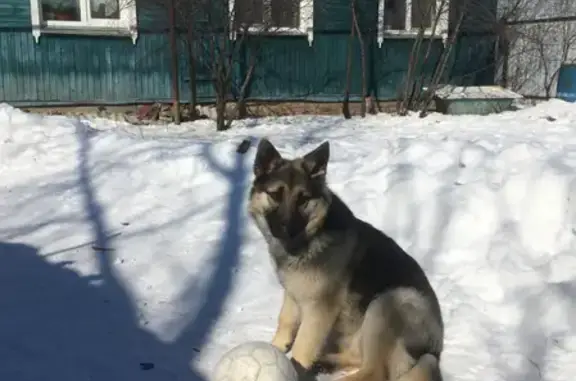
341 294 411 381
344 288 444 381
318 351 363 372
290 302 339 371
338 338 388 381
271 292 300 353
393 354 442 381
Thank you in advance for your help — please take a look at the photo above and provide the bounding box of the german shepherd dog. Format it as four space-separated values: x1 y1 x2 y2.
248 139 444 381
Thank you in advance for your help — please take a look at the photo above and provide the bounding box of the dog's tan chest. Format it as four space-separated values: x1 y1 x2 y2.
278 267 332 302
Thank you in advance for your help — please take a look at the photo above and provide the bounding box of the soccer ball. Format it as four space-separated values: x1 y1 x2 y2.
212 341 299 381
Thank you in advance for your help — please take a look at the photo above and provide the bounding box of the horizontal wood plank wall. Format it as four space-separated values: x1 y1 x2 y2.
0 0 496 105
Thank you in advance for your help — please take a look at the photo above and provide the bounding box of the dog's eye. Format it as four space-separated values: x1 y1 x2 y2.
267 188 283 202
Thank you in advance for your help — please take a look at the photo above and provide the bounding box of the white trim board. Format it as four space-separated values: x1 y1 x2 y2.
228 0 314 46
377 0 449 47
29 0 138 43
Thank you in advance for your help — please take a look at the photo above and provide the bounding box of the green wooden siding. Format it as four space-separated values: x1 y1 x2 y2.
0 0 31 27
0 0 497 106
0 0 168 28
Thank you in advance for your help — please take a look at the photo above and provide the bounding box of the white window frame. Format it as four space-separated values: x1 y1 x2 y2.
229 0 314 46
29 0 138 44
377 0 449 47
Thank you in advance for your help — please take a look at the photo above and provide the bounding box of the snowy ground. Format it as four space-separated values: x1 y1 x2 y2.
1 100 575 381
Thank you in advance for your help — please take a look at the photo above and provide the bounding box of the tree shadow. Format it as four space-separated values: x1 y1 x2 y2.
168 138 252 368
0 238 179 380
0 124 249 380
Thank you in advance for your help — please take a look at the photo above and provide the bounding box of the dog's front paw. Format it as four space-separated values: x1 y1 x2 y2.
271 337 292 353
272 326 296 353
290 358 317 381
312 358 337 374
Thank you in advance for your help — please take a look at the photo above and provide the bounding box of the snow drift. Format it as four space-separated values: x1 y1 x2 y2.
0 101 575 381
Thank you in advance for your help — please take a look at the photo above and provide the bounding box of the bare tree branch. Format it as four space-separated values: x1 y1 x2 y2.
351 0 367 117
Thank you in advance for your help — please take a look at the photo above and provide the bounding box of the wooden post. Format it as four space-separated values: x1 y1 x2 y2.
168 0 181 124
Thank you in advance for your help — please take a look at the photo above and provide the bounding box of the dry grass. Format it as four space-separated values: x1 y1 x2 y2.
21 100 401 122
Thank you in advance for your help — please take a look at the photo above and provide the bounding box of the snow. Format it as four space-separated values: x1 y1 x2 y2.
1 100 576 381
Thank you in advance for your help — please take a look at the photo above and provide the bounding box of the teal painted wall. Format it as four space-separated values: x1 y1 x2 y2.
0 0 31 27
0 0 497 106
0 0 168 28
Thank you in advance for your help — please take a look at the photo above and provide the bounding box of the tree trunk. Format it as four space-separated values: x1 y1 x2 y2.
351 0 366 117
233 40 256 123
419 1 467 117
399 27 425 115
186 28 198 120
342 0 356 119
216 92 227 131
215 36 233 131
168 0 181 124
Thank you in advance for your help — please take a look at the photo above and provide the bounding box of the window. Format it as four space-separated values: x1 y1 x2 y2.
29 0 138 43
377 0 449 46
229 0 314 46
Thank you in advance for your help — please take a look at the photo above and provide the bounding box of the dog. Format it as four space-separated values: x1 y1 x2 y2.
248 138 444 381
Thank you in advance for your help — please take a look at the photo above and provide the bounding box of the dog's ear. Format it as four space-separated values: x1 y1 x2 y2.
254 138 282 177
303 141 330 179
